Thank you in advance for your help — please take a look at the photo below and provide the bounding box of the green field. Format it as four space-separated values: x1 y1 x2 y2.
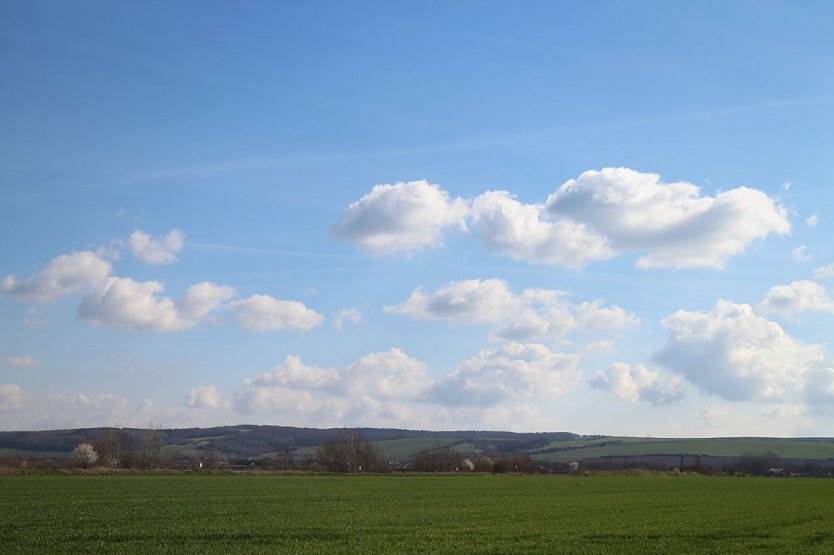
531 437 834 461
2 474 834 553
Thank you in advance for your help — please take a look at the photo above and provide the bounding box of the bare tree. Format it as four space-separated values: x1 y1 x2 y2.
317 429 386 473
142 421 165 469
92 426 126 468
204 439 217 469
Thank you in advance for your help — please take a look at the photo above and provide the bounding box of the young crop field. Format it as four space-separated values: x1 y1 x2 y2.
2 473 834 553
531 436 834 461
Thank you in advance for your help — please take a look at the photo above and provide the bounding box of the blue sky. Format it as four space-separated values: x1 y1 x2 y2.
2 1 834 435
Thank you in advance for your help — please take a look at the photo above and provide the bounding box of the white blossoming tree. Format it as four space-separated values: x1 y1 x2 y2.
73 442 99 468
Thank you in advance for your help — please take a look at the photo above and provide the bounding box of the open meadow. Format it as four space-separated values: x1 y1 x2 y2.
2 473 834 553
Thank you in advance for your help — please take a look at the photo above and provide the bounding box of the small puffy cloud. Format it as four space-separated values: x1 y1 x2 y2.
430 343 580 406
341 349 432 399
234 385 321 415
176 282 237 320
334 308 363 331
805 213 819 227
0 384 24 410
386 279 525 325
760 280 834 316
246 355 340 391
1 251 112 303
654 300 825 402
814 264 834 280
547 168 790 269
185 385 225 409
387 279 637 341
470 190 613 268
573 300 639 333
591 363 685 406
781 180 793 191
332 180 469 255
129 229 185 265
791 246 811 262
229 294 324 332
6 356 39 368
79 277 189 332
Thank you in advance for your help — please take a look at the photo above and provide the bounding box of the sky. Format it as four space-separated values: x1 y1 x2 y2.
2 1 834 436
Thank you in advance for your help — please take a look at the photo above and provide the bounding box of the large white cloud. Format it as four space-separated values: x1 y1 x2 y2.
547 168 790 269
340 349 432 399
129 228 185 265
234 349 431 417
1 251 112 303
760 280 834 316
386 279 637 341
653 300 825 402
469 191 613 268
79 278 234 332
430 343 580 406
332 180 469 255
590 362 685 406
229 294 324 332
79 277 187 331
335 169 788 270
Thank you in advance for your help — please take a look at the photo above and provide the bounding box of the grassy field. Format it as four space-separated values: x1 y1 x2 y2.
2 474 834 553
531 437 834 461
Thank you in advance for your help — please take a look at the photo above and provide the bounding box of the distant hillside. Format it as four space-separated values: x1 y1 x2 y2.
4 426 834 466
0 425 581 464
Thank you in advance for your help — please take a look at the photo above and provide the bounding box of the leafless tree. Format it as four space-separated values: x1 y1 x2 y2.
204 439 217 469
317 429 386 473
142 421 165 469
93 426 126 468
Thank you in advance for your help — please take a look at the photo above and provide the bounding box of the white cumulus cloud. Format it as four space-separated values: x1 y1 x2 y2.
469 190 613 268
653 300 825 402
760 280 834 316
332 180 469 255
129 229 185 265
246 355 341 391
591 362 685 406
340 349 433 399
430 343 580 406
1 251 112 303
547 167 790 269
805 213 819 227
387 279 525 325
79 278 234 332
185 385 226 409
176 282 237 320
387 278 637 341
79 277 189 332
229 294 324 332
